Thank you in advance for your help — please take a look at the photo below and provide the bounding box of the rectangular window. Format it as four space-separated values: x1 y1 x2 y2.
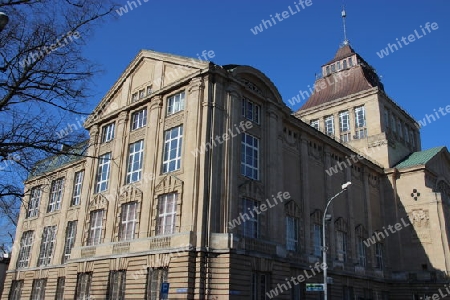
167 91 185 116
397 120 403 139
101 122 115 143
71 170 84 206
139 89 145 99
286 216 298 251
145 267 168 300
31 279 47 300
331 64 336 72
242 98 260 124
336 231 347 262
131 108 147 131
131 93 138 102
95 152 111 193
410 131 415 147
88 210 104 246
326 66 330 75
147 86 152 96
119 202 138 241
62 221 77 263
339 111 350 132
162 125 183 173
242 198 259 238
357 237 366 267
354 128 367 140
75 272 92 300
355 106 366 128
251 272 269 300
325 115 334 136
8 280 23 300
55 277 65 300
107 270 126 300
126 140 144 183
384 108 390 130
241 133 259 180
343 60 347 69
404 125 410 143
310 119 319 130
312 224 322 257
348 57 353 66
47 178 64 213
156 194 177 235
26 186 41 218
337 61 341 70
391 115 396 132
16 231 33 268
38 225 57 266
375 243 383 270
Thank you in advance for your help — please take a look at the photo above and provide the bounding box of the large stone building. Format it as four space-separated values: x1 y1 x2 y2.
2 43 450 299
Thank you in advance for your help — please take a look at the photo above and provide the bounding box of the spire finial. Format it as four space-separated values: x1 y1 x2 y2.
341 6 349 45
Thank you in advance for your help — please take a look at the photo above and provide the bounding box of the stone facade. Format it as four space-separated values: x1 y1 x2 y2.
2 48 450 299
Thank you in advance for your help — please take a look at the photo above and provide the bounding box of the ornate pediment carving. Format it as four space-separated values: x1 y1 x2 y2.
155 175 183 195
89 194 109 211
118 185 143 204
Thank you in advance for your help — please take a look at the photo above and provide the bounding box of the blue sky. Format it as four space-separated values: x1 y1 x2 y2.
82 0 449 150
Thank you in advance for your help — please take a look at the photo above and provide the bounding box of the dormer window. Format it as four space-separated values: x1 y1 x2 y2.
337 61 341 70
331 64 336 72
343 60 347 69
349 57 353 66
326 66 330 75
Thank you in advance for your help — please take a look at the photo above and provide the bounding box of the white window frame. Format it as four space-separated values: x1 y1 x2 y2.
131 108 147 131
31 278 47 300
101 122 115 143
355 128 367 140
47 178 64 213
71 170 84 206
242 198 259 238
312 224 322 257
162 126 183 173
107 270 126 300
286 216 298 251
336 231 347 262
95 153 111 193
167 91 185 116
26 186 41 218
88 210 104 246
139 89 145 99
339 111 350 132
119 202 138 241
147 86 152 96
62 221 77 263
37 226 57 266
310 119 319 130
156 193 177 236
126 140 144 184
375 243 383 270
242 98 260 124
355 106 366 128
325 115 334 136
241 133 259 180
76 272 92 300
16 231 33 268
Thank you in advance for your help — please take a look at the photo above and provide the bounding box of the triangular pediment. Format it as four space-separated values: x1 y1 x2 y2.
85 50 210 128
155 174 184 195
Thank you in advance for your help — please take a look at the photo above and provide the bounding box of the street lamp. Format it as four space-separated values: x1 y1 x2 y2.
322 181 351 300
0 12 8 32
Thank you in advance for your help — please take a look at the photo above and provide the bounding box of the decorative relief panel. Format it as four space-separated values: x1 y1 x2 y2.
89 194 109 211
164 113 184 130
408 209 431 243
129 128 146 143
99 142 113 153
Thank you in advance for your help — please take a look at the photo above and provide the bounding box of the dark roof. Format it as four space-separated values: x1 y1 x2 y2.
29 141 88 178
395 147 445 169
324 44 356 65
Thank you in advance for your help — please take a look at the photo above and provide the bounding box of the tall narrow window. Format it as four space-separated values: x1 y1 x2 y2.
337 61 341 70
27 186 41 218
101 122 115 143
339 111 350 132
8 280 23 300
331 64 336 72
146 267 168 300
336 231 347 262
324 115 334 136
55 277 65 300
391 115 396 133
162 126 183 173
241 133 259 180
404 125 410 143
107 270 126 300
375 243 383 270
16 231 33 268
242 198 259 238
95 152 111 193
88 210 104 246
75 272 92 300
310 119 319 130
242 98 260 124
348 57 353 66
62 221 77 263
71 170 84 206
355 106 366 128
326 66 330 75
47 178 64 213
312 224 322 257
119 202 138 241
286 216 298 251
126 140 144 183
357 237 366 267
167 91 185 116
131 108 147 131
156 194 177 235
38 226 57 266
251 272 269 300
343 59 348 69
397 120 403 139
31 279 47 300
384 108 390 130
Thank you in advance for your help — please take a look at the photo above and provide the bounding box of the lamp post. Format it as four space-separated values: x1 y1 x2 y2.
0 12 8 32
322 181 351 300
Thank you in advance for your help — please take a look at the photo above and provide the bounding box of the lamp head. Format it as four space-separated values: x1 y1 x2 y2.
341 182 352 190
